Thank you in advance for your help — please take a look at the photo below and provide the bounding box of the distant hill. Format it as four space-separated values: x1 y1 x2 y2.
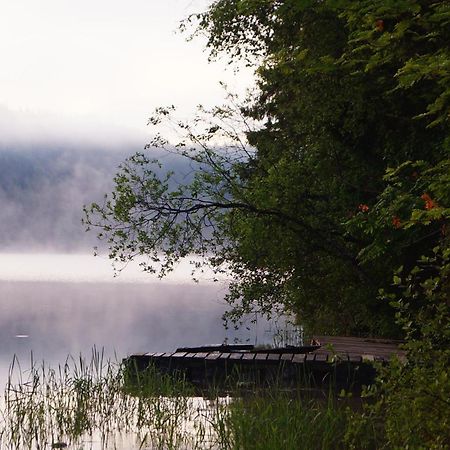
0 144 189 252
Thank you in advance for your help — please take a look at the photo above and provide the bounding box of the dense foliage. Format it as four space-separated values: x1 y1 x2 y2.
85 0 449 337
343 161 450 449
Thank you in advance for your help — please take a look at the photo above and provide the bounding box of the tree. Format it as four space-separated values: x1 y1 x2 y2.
85 0 449 336
344 159 450 448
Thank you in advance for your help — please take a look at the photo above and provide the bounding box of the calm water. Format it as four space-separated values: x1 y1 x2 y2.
0 253 267 449
0 253 269 372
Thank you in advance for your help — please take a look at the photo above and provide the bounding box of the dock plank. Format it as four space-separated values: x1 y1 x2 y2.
292 354 306 364
126 335 406 393
313 336 404 360
348 354 362 363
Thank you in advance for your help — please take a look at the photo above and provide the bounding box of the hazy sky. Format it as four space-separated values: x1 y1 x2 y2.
0 0 253 141
0 1 273 358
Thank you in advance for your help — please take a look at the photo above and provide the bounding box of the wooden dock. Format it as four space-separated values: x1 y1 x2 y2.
125 336 404 393
313 336 405 361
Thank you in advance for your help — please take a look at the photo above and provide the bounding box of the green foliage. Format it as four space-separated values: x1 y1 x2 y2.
380 206 450 447
338 0 450 127
347 157 450 264
86 0 449 337
199 0 448 334
345 249 450 449
344 153 450 449
225 391 359 450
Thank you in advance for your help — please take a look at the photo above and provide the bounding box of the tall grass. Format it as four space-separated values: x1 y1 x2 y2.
0 350 221 449
1 349 132 449
0 350 380 449
224 391 354 450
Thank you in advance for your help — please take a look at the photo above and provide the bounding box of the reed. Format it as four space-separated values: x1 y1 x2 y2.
0 350 230 449
0 350 379 449
223 390 351 450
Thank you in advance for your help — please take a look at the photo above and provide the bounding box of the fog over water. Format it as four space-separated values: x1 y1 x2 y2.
0 280 237 361
0 3 261 445
0 0 258 373
0 142 270 378
0 139 190 252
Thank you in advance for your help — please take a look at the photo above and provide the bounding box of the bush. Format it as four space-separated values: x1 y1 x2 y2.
346 246 450 449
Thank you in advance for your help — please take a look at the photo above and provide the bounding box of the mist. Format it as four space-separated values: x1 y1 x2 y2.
0 130 269 370
0 0 261 386
0 115 279 376
0 137 196 252
0 280 245 359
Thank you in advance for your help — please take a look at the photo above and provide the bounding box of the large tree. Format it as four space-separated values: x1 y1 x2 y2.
85 0 449 337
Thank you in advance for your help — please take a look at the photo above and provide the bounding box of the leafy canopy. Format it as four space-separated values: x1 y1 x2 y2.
85 0 449 336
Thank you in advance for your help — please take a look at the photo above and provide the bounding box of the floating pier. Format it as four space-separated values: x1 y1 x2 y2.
125 336 404 393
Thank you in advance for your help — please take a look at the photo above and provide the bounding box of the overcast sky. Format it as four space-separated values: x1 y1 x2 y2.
0 0 253 143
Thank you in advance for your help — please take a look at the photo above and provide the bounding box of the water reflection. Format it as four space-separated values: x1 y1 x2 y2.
0 280 249 363
3 347 232 449
0 278 245 449
0 253 271 449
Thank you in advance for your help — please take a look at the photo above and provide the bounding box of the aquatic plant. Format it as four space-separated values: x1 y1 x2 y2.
0 350 225 449
0 348 416 450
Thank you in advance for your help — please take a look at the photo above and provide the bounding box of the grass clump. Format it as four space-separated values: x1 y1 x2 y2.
1 340 448 449
222 391 362 450
0 351 230 449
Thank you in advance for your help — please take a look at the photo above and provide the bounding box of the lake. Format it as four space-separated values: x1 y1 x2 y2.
0 253 271 372
0 253 272 449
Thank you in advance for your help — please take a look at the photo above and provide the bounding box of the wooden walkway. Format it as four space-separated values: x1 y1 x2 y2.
125 337 404 393
313 336 405 362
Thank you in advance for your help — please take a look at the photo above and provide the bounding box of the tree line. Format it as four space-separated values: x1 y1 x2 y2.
85 0 449 338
